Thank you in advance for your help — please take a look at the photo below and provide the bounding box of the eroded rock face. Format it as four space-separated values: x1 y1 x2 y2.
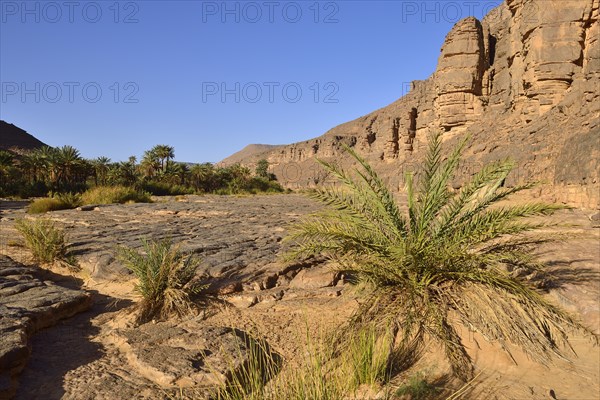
0 257 91 398
435 17 486 130
231 0 600 209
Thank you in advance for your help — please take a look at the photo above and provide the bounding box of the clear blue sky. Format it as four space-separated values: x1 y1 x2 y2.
1 1 500 163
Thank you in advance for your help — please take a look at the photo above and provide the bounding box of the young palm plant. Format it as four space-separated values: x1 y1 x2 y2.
286 131 595 380
118 239 204 323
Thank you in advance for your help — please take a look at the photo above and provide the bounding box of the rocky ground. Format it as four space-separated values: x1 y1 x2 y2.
0 194 598 399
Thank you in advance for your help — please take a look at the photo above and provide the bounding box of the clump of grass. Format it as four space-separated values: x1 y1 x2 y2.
286 131 596 380
15 218 68 263
269 337 347 400
215 328 348 400
216 324 404 400
214 335 282 400
117 239 203 323
82 185 151 205
395 372 440 400
28 192 82 214
345 324 395 389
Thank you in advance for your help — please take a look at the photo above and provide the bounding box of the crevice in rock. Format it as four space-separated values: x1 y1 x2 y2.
488 34 497 66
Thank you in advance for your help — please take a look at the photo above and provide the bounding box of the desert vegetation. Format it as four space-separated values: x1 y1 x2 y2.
0 144 283 202
14 218 69 264
286 132 596 380
117 239 205 323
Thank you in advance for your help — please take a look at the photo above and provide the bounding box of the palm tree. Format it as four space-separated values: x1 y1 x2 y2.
91 156 111 186
151 145 175 173
170 162 190 185
287 132 595 380
255 159 270 179
189 163 212 190
35 146 57 184
140 150 160 179
55 145 83 186
0 150 14 188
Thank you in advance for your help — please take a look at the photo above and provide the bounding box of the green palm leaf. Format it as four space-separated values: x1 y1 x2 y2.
286 130 596 380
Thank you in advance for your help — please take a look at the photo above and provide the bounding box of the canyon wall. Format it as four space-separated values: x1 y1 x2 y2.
228 0 600 209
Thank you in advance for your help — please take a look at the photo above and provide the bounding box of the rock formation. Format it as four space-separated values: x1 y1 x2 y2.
228 0 600 209
0 256 91 398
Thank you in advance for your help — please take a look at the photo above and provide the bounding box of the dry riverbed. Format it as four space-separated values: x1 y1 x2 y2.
0 194 598 399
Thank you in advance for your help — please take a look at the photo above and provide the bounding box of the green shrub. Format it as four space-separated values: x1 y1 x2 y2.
27 192 82 214
17 181 49 198
82 185 151 205
141 181 194 196
28 198 69 214
15 218 68 263
117 239 203 323
287 131 595 380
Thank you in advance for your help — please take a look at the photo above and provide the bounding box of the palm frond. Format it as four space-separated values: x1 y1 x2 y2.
286 131 596 381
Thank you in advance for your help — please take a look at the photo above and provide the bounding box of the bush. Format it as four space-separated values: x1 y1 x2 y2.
248 177 284 193
287 131 595 380
28 198 69 214
117 239 203 323
15 218 68 263
27 192 82 214
17 181 49 198
82 185 151 205
141 181 194 196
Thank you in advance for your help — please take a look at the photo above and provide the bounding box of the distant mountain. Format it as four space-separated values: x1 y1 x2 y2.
0 121 48 152
220 144 283 166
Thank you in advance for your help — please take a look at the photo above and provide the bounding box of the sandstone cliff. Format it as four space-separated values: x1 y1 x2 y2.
231 0 600 209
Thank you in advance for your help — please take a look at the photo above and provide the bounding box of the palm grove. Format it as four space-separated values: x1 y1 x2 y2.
0 144 282 199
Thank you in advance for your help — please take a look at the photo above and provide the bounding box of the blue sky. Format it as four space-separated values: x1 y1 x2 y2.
1 1 501 163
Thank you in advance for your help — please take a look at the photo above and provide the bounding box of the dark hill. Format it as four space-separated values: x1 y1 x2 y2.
0 121 48 152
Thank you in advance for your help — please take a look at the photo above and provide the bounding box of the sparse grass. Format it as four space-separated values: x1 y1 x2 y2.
28 192 82 214
82 185 151 205
15 218 68 263
345 324 395 389
207 324 479 400
287 131 596 380
395 372 440 400
214 328 348 400
117 239 203 323
214 335 282 400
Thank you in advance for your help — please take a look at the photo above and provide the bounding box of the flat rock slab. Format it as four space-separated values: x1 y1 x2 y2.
0 256 92 398
1 195 319 286
114 322 275 392
42 321 279 400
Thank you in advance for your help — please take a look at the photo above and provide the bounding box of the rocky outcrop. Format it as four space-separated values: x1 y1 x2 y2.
0 257 91 398
227 0 600 209
434 17 486 131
